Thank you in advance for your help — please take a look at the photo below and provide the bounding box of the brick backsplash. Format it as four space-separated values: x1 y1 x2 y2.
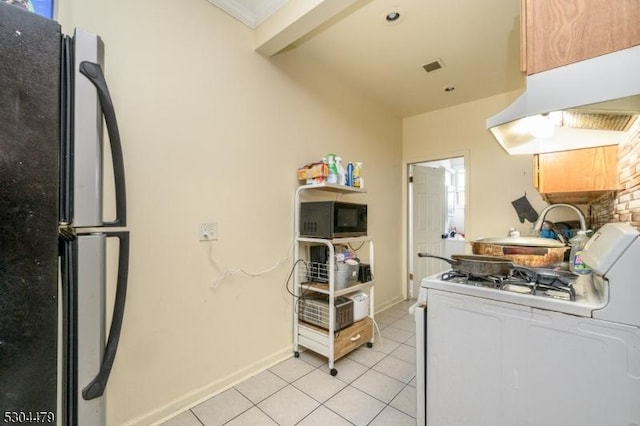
613 130 640 228
589 130 640 230
590 191 616 230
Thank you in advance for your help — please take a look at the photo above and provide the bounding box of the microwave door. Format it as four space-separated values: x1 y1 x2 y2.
334 204 367 237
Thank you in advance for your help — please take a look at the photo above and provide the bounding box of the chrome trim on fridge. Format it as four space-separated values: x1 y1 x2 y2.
72 29 104 228
76 234 106 426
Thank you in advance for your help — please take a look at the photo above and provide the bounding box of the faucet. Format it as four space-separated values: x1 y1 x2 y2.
533 203 588 237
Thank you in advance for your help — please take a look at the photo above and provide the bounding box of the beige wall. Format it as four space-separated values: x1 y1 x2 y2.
57 0 403 424
403 91 551 244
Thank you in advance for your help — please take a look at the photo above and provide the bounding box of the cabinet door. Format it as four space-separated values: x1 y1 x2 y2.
515 309 640 425
426 290 530 426
535 145 618 193
523 0 640 75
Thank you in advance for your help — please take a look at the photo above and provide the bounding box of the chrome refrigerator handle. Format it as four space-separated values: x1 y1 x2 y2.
79 61 127 227
82 231 130 400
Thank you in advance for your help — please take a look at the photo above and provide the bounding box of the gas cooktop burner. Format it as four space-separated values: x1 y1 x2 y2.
440 271 503 288
440 269 576 301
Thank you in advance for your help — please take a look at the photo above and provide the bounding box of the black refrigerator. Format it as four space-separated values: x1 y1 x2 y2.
0 3 129 425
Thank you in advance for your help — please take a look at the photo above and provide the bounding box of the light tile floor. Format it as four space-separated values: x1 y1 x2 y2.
161 300 417 426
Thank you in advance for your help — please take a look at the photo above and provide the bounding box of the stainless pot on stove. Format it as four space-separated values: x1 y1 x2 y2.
418 253 579 301
470 237 568 269
418 253 523 276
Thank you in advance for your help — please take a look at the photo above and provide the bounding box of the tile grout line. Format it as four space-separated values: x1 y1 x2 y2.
254 346 415 424
169 304 416 425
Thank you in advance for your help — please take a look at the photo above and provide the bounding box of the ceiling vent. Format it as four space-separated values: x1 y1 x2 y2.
422 59 444 73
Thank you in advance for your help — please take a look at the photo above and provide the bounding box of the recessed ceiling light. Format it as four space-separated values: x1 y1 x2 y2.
382 7 404 25
386 11 401 22
444 86 456 92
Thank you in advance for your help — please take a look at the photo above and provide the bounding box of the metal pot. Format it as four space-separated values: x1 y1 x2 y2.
470 237 568 268
418 253 521 276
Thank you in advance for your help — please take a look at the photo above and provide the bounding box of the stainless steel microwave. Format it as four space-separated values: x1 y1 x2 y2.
299 201 367 238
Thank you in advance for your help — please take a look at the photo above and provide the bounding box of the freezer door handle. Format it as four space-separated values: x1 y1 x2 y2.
79 61 127 227
82 231 129 400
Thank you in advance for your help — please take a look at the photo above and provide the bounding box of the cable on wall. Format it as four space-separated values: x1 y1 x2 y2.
206 238 293 289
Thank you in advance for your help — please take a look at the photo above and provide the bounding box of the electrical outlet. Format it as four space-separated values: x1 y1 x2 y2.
199 222 217 241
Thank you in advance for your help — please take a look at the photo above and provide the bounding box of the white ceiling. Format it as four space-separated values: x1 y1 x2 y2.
209 0 525 118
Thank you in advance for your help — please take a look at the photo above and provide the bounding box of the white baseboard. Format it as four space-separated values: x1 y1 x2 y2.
126 346 293 426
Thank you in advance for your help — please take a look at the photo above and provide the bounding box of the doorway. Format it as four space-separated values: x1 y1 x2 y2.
408 156 466 299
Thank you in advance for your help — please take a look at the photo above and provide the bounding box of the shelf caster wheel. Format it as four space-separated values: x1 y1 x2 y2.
330 368 338 376
366 342 373 348
294 351 300 358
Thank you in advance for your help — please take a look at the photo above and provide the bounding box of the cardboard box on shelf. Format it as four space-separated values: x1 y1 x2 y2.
297 162 328 181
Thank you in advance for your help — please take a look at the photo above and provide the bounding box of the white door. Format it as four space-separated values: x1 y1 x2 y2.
410 165 447 298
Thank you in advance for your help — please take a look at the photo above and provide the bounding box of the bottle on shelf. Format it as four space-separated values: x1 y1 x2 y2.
346 162 354 186
336 156 346 186
353 162 363 188
327 154 338 184
569 230 592 275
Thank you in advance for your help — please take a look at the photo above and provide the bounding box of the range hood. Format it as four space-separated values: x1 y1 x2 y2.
487 45 640 155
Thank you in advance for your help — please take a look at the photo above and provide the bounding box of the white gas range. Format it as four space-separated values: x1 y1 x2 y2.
412 222 640 426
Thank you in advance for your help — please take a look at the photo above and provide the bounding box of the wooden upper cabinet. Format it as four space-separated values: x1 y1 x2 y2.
521 0 640 75
534 145 619 203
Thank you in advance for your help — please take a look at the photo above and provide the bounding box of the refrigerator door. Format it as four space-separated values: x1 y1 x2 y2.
73 231 129 426
0 3 61 416
69 27 130 426
71 28 126 228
